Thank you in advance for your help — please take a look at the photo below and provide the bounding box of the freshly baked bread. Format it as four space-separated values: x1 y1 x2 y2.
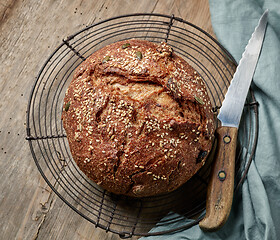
62 39 215 197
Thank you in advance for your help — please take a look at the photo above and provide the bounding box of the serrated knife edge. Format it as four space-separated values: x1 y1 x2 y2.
217 10 268 127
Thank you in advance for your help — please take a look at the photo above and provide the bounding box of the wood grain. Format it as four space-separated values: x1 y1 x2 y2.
0 0 214 239
199 126 238 231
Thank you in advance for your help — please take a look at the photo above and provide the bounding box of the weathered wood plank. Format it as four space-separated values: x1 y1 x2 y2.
0 0 214 239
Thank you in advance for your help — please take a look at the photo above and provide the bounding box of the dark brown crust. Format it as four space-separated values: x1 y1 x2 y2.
62 39 215 197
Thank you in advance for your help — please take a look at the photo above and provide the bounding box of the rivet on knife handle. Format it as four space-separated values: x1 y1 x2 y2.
199 126 237 231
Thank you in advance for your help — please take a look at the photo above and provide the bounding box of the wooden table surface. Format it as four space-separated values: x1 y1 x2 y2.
0 0 215 239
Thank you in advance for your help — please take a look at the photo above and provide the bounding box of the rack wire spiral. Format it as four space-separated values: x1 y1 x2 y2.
26 13 258 238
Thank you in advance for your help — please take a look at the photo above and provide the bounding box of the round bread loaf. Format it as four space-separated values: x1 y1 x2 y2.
62 39 216 197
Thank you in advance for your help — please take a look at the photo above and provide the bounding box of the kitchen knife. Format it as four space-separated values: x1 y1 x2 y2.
199 10 268 231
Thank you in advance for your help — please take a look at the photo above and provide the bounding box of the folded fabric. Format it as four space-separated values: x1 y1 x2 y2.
140 0 280 239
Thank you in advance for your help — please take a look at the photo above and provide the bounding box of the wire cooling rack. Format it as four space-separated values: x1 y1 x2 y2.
26 13 258 238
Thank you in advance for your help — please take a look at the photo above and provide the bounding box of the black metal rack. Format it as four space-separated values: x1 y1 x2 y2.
26 13 258 238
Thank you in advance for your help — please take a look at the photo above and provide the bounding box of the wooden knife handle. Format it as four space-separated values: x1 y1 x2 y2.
199 126 238 231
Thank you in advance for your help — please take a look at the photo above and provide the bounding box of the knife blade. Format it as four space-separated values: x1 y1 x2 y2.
199 10 268 231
